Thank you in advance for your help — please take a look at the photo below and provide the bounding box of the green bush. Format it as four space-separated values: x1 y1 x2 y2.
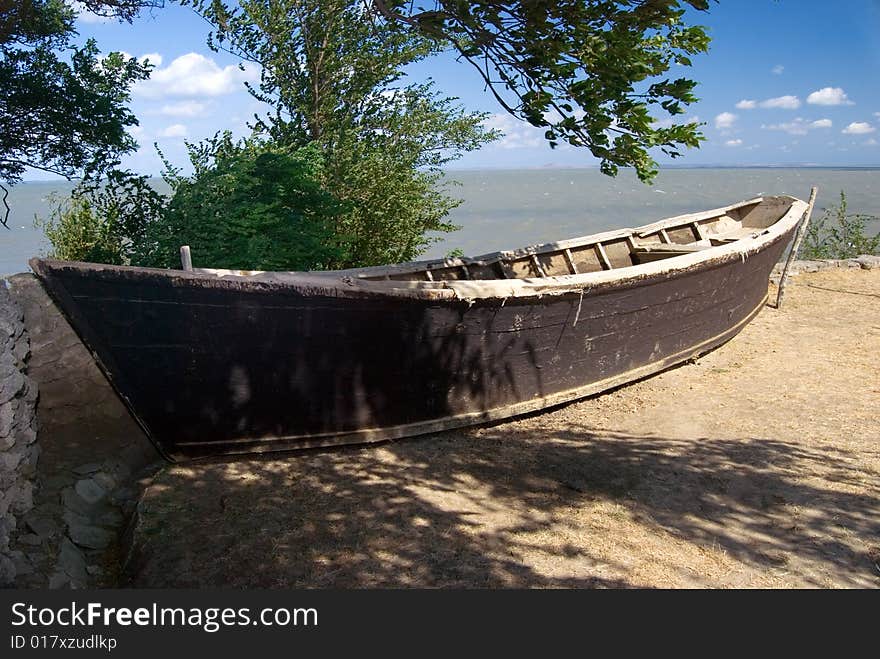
39 195 125 264
38 169 167 265
133 138 349 271
800 191 880 260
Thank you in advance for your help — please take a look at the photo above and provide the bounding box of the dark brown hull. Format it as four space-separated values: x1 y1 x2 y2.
29 223 796 461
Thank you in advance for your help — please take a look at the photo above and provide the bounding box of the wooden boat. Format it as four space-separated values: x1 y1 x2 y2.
30 194 811 461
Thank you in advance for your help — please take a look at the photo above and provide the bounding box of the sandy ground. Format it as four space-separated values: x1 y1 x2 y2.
126 268 880 588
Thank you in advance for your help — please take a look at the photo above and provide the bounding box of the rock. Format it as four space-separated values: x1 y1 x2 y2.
62 487 97 516
31 501 62 518
0 449 22 473
62 508 92 529
6 480 33 514
18 427 37 446
0 368 24 406
86 564 104 576
17 444 39 477
92 471 117 492
0 554 16 585
68 521 115 550
10 550 34 575
25 549 48 566
0 400 15 438
57 538 88 586
48 571 70 589
22 378 37 405
856 254 880 270
24 513 59 540
18 533 42 546
12 338 29 363
74 478 107 505
72 463 102 476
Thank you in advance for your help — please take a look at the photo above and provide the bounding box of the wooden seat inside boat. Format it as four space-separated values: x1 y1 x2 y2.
629 239 714 264
350 196 795 283
347 196 795 283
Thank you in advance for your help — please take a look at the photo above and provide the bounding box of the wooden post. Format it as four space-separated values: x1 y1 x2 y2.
180 245 193 272
776 186 818 309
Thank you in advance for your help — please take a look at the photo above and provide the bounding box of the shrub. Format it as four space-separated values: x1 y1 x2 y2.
800 191 880 260
39 195 124 264
133 138 349 271
38 169 167 265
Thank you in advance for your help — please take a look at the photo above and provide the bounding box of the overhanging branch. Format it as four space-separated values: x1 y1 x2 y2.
0 183 10 230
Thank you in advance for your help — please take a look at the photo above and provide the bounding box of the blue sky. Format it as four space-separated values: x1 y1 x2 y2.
61 0 880 177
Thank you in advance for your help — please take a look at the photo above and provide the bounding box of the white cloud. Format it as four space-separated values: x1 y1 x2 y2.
762 117 833 135
771 65 785 75
542 108 586 123
151 101 209 118
72 2 112 23
714 112 737 130
874 112 880 118
651 114 700 129
158 124 188 139
483 114 543 149
140 53 163 67
725 139 743 147
736 95 802 110
113 51 162 67
135 53 260 99
806 87 853 106
760 95 801 110
866 138 878 146
842 122 876 135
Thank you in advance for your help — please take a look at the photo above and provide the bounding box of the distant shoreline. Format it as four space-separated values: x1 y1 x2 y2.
16 164 880 183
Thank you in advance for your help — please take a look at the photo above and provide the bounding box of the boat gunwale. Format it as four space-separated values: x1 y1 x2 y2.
29 194 808 303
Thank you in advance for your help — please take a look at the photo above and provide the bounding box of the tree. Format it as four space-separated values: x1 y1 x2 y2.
0 0 160 227
369 0 710 182
182 0 498 267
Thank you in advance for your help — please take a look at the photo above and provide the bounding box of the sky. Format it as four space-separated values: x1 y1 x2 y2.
52 0 880 178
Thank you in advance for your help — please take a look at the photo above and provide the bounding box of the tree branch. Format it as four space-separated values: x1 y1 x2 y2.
0 183 10 230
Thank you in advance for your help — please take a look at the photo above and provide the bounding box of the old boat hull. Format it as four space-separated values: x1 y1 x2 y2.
30 195 808 460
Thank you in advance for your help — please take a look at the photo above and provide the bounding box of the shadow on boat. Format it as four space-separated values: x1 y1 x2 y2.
123 420 879 588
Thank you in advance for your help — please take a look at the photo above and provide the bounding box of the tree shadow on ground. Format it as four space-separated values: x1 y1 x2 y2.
125 421 880 588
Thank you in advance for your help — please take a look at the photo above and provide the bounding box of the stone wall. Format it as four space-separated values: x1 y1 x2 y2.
0 283 39 585
4 274 161 588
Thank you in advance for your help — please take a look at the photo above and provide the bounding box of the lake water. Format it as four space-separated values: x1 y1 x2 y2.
2 167 878 275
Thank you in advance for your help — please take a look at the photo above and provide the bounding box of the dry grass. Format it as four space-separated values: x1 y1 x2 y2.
126 269 880 588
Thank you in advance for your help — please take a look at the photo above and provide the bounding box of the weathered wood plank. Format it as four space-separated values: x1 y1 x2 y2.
179 246 193 272
595 243 613 270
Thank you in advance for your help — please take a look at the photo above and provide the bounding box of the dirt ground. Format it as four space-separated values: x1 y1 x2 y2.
126 268 880 588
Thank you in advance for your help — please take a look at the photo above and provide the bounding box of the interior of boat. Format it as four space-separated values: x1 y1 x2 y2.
348 196 793 282
189 195 795 283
